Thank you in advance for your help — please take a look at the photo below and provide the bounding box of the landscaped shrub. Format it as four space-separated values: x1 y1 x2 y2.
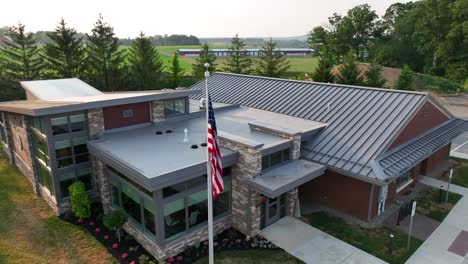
68 181 91 219
103 209 128 243
412 73 464 94
396 64 413 90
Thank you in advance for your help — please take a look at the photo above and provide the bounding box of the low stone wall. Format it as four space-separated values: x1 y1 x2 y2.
124 215 232 260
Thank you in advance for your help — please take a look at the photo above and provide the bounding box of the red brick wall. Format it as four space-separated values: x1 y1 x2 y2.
425 144 450 175
103 102 151 130
388 101 449 151
299 170 373 221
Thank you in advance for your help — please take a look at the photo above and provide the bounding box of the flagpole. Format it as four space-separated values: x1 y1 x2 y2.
204 63 214 264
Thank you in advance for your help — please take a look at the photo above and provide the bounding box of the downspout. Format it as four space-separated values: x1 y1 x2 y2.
367 184 375 222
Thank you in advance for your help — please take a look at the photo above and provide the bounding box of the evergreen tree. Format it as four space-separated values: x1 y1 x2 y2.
86 15 127 91
223 34 252 74
335 51 362 85
192 43 216 80
256 39 290 78
364 63 386 87
0 23 43 100
128 31 163 90
312 57 334 83
169 52 183 88
43 18 86 78
396 64 413 90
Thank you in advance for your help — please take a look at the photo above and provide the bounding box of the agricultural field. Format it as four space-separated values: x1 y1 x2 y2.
120 45 319 75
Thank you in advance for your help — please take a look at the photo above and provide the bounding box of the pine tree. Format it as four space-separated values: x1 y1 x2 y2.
169 52 183 88
335 51 362 85
128 32 163 90
256 39 290 78
396 64 413 90
312 57 334 83
223 34 252 74
86 14 127 91
192 43 216 80
43 18 86 78
0 23 43 100
364 63 386 87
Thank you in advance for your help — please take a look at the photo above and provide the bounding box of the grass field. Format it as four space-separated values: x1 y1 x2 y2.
121 45 319 75
194 250 304 264
303 212 423 264
0 147 116 264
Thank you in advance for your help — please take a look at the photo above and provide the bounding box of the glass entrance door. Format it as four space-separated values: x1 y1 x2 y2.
262 193 288 228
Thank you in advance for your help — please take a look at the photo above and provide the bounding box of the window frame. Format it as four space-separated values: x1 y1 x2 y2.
396 169 413 192
163 98 187 117
262 148 291 171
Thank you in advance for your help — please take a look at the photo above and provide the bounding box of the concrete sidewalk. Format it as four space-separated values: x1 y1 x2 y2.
261 216 387 264
406 176 468 264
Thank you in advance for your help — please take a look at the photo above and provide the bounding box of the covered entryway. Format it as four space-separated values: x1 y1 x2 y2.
248 159 326 228
262 217 387 264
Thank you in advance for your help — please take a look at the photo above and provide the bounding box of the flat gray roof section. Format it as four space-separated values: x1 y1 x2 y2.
190 72 432 182
0 89 199 116
88 105 326 190
248 159 326 198
377 118 468 180
21 78 103 100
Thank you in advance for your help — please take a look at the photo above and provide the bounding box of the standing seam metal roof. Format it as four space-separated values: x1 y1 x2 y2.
190 72 429 181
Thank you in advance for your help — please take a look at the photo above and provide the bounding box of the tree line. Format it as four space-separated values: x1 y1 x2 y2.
0 15 292 102
308 0 467 88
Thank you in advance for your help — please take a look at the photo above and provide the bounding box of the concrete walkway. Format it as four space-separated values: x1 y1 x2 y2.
261 216 387 264
406 176 468 264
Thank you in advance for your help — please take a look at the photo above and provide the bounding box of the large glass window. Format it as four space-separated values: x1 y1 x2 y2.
164 98 186 116
58 167 94 198
108 166 152 197
59 171 75 197
122 186 142 225
163 175 231 240
32 117 45 135
51 114 86 135
73 137 89 164
111 182 122 208
39 164 55 196
262 148 291 170
55 140 73 168
143 197 156 236
78 167 93 191
35 135 50 166
164 199 186 239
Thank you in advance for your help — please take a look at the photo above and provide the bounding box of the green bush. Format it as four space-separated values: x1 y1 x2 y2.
396 64 413 90
103 209 128 242
68 181 91 219
412 73 464 94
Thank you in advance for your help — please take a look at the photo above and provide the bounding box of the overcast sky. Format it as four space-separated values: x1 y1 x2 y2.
1 0 409 38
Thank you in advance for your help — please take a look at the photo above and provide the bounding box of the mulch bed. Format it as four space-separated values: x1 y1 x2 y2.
60 203 280 264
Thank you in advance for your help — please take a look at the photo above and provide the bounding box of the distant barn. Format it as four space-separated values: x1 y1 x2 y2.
178 48 314 57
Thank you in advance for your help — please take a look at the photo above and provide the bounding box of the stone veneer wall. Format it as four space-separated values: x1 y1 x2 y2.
124 216 232 260
151 101 165 122
218 137 262 236
88 108 105 140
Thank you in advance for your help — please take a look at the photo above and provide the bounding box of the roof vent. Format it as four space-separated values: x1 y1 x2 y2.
165 130 173 134
191 144 199 149
155 131 163 135
200 143 207 147
183 128 189 142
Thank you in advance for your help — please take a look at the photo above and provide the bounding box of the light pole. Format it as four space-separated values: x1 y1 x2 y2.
445 168 453 207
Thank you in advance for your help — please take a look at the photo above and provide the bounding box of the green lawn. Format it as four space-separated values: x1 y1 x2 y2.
441 158 468 188
415 187 462 222
194 250 304 264
120 45 319 75
0 148 116 264
303 212 423 264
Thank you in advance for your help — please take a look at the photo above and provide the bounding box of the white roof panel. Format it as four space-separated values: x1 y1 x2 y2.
21 78 102 101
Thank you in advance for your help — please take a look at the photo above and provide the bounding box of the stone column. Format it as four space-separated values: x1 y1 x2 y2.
151 101 165 122
219 137 262 236
92 157 111 214
287 188 299 216
87 108 105 140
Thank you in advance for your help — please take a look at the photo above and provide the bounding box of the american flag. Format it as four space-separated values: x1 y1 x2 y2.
207 96 224 199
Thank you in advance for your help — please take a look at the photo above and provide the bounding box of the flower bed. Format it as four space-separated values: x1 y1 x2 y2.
61 203 280 264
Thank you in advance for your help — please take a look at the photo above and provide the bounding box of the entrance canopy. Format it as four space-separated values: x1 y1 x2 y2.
248 159 326 198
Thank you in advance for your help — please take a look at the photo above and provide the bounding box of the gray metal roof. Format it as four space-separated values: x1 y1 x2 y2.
377 118 468 180
248 159 326 198
190 72 431 182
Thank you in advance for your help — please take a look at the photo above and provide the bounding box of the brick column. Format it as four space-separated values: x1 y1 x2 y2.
151 101 165 122
87 108 105 140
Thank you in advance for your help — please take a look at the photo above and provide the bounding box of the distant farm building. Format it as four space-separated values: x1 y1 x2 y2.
178 48 314 57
